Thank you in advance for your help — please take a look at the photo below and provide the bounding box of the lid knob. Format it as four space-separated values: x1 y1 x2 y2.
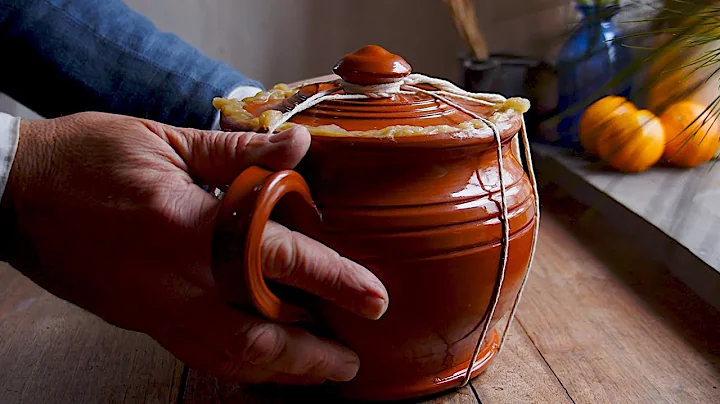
332 45 412 85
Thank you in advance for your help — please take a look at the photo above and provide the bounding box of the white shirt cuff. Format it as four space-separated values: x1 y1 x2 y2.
211 85 263 131
0 113 20 202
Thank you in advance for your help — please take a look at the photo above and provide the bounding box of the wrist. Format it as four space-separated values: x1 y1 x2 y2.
0 114 21 263
0 178 18 264
0 118 56 269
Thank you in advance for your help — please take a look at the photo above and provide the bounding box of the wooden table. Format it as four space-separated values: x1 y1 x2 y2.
2 185 719 404
533 144 720 310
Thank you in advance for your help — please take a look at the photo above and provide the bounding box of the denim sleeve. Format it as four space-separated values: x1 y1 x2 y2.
0 0 263 129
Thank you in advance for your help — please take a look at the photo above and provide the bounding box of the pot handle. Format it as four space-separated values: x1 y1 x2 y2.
212 166 319 324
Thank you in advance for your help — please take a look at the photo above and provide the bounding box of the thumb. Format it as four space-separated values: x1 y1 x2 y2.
163 125 311 186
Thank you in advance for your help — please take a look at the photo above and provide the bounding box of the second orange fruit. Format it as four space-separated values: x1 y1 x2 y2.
596 109 666 173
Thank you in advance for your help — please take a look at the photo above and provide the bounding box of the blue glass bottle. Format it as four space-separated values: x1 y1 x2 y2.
556 2 632 149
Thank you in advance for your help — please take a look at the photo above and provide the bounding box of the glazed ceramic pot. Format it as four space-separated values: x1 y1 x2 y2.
212 46 537 401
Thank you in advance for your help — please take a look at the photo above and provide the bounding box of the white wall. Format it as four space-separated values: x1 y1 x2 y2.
123 0 575 87
0 0 664 119
1 0 580 119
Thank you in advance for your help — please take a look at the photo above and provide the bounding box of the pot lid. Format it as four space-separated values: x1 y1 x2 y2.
214 45 529 138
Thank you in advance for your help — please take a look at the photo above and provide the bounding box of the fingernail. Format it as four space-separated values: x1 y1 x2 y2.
268 128 296 143
328 358 360 382
359 295 389 320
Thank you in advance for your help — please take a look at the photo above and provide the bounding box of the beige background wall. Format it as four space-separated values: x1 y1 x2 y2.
124 0 575 86
0 0 580 119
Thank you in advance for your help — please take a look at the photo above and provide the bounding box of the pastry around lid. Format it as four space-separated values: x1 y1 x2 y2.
213 45 530 139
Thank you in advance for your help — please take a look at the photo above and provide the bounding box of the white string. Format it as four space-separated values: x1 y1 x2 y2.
496 116 541 354
465 119 509 387
341 80 402 98
404 73 507 104
427 90 497 107
411 87 511 388
262 74 538 387
267 89 366 134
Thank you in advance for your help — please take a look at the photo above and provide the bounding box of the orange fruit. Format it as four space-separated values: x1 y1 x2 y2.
596 109 665 173
660 101 719 168
579 96 638 156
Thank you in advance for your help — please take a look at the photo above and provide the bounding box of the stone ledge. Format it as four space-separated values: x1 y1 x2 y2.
533 143 720 310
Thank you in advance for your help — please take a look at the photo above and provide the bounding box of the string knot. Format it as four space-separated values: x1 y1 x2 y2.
340 80 403 99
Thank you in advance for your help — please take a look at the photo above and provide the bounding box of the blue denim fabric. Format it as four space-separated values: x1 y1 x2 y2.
0 0 263 129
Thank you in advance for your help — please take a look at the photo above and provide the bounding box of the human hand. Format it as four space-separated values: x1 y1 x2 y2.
1 112 389 384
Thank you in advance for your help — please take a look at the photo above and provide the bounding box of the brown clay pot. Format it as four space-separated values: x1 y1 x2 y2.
212 46 537 401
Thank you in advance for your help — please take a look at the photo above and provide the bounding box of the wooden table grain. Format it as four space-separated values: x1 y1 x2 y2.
533 143 720 310
2 185 718 404
0 264 184 404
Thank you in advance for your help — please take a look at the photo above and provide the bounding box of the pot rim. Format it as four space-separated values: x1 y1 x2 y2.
220 114 522 150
